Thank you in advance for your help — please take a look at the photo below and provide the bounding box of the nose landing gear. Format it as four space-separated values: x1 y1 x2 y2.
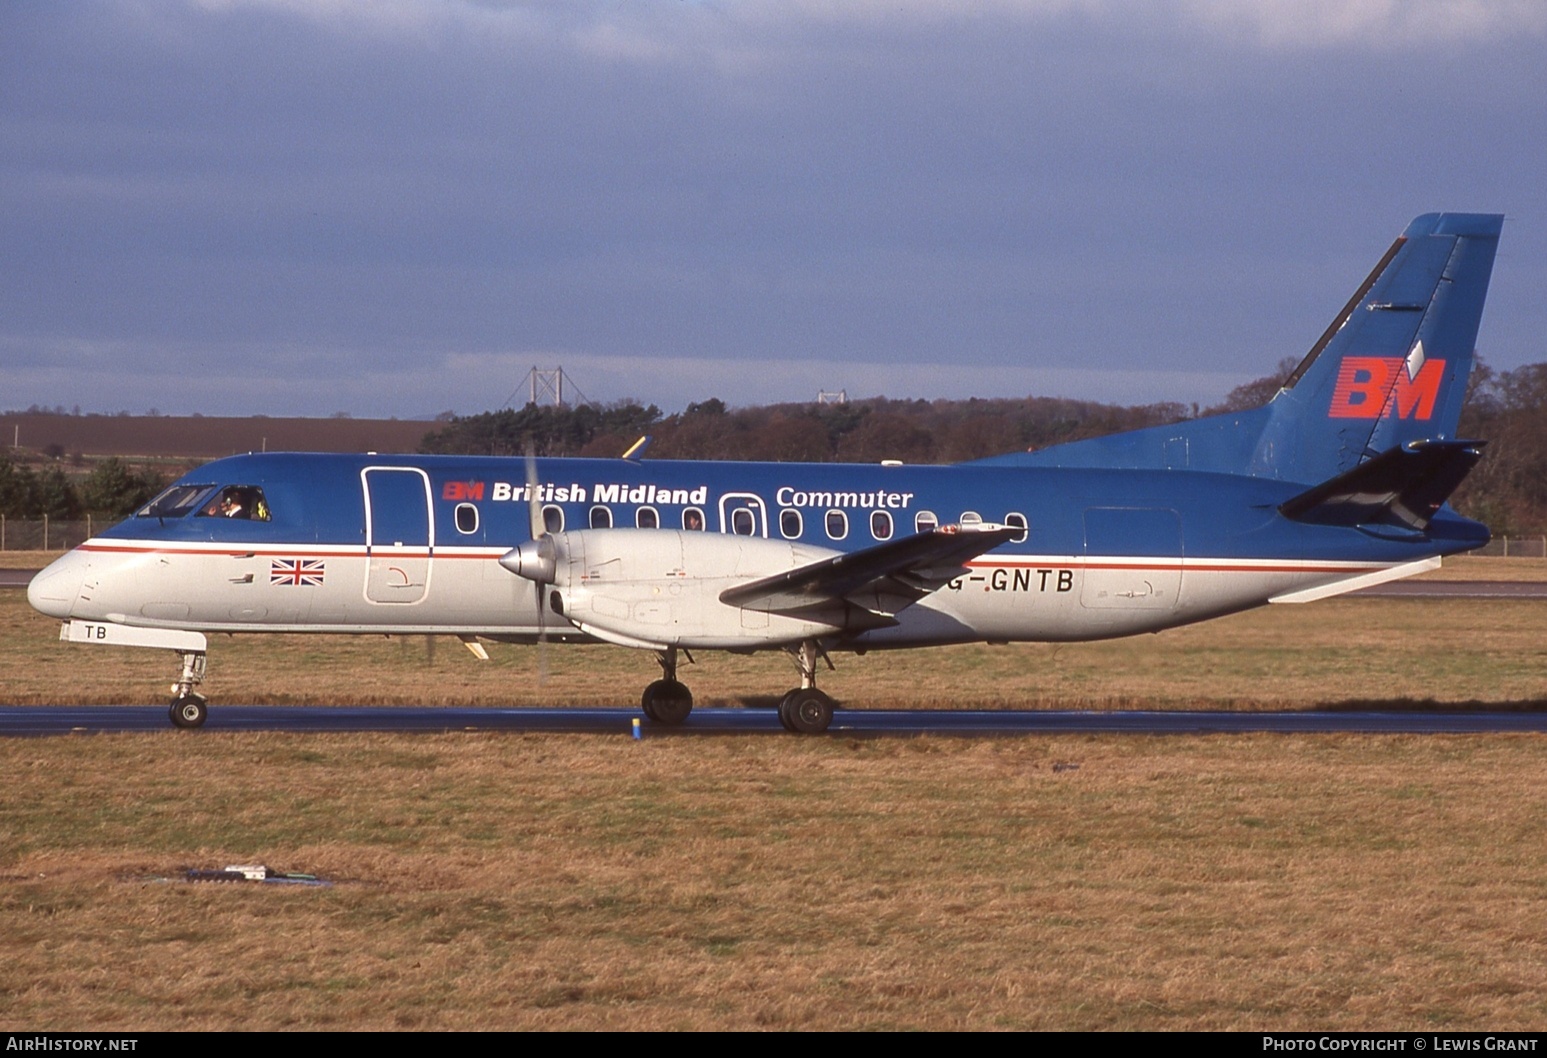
170 694 208 729
168 651 208 729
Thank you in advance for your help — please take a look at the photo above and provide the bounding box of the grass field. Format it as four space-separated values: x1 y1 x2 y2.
3 563 1547 1029
4 731 1547 1030
0 412 432 461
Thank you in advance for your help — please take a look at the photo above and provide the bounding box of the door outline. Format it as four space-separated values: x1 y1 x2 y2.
362 466 436 605
717 492 768 537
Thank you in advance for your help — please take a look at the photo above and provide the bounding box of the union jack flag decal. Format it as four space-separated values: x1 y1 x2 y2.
270 558 326 586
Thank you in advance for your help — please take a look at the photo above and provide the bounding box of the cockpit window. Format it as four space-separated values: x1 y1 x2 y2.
196 485 272 522
137 484 218 519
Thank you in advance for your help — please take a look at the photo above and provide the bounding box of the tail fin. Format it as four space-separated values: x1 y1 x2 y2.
981 213 1503 484
1249 212 1502 482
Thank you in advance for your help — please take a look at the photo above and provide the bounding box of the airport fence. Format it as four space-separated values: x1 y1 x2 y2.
0 517 96 552
1465 535 1547 558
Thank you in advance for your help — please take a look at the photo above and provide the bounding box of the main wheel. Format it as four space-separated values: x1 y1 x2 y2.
169 694 208 729
641 679 693 725
781 689 833 734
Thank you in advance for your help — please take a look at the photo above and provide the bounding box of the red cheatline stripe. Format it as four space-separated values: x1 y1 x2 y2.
77 543 503 559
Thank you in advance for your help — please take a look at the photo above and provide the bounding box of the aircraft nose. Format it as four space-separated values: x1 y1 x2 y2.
27 550 90 620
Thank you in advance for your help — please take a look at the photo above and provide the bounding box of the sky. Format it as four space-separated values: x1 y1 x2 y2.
3 0 1545 419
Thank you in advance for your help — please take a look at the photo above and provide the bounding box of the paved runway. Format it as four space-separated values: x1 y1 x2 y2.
5 704 1547 737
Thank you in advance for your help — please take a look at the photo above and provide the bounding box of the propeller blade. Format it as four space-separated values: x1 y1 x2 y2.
525 439 545 543
524 440 549 685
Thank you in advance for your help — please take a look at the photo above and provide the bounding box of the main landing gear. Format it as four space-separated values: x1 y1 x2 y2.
634 641 838 734
777 640 836 734
640 646 694 725
168 650 208 729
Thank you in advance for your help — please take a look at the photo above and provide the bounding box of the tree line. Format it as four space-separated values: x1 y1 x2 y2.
7 357 1546 531
421 359 1547 534
0 456 162 520
418 394 1195 466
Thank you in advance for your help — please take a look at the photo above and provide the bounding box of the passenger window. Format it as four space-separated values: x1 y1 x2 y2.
542 505 564 533
960 511 982 527
780 509 802 539
825 510 848 540
455 503 479 534
1005 512 1028 543
589 505 612 529
871 511 893 541
197 486 271 522
636 506 659 529
682 507 705 531
732 507 756 536
915 511 938 533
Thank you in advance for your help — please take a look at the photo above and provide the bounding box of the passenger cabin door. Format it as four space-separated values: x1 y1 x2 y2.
1080 507 1183 611
362 467 434 604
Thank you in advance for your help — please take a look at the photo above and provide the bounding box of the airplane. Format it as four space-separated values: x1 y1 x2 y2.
27 212 1503 733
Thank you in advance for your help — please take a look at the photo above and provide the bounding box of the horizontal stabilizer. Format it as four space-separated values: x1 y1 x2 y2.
1278 440 1484 531
1269 557 1441 604
720 523 1020 619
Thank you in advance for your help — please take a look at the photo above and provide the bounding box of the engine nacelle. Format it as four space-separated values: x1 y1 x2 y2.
506 529 845 649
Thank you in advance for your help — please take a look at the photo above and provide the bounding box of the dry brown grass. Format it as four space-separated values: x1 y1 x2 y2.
0 412 431 461
3 733 1546 1030
0 550 66 568
1418 555 1547 582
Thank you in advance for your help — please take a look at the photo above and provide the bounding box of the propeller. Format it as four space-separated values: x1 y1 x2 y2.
498 440 558 683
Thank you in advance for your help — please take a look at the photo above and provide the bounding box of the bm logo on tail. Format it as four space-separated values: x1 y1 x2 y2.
1329 348 1445 420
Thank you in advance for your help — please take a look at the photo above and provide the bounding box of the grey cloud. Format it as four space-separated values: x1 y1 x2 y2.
3 0 1544 415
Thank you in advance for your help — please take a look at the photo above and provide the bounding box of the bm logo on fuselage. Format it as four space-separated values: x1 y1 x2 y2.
1328 356 1445 420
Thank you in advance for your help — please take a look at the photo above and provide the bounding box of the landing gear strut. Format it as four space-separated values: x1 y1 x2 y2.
641 646 693 725
778 640 836 734
168 651 208 729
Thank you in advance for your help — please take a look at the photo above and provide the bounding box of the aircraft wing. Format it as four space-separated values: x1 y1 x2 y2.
718 524 1021 624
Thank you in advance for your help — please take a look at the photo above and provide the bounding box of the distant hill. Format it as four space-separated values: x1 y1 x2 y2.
0 413 433 461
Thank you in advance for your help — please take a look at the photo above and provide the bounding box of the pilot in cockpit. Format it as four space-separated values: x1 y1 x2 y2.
201 486 269 521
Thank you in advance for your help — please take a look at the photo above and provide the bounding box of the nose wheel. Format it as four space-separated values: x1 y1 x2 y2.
169 694 208 729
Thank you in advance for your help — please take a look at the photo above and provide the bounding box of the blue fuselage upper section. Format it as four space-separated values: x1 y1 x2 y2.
104 451 1486 563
